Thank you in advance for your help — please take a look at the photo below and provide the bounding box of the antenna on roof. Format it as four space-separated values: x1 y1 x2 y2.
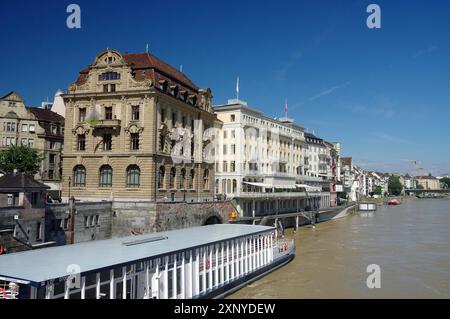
146 43 149 53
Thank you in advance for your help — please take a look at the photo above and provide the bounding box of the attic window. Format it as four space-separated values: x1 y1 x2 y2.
170 85 179 97
159 80 168 92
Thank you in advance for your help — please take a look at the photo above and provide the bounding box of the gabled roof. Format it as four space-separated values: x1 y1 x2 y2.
27 107 64 123
0 91 23 102
0 172 50 191
75 51 199 93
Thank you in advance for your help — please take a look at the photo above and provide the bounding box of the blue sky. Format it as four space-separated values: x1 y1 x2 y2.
1 0 449 175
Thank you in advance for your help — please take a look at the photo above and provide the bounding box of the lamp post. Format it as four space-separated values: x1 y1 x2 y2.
68 176 72 202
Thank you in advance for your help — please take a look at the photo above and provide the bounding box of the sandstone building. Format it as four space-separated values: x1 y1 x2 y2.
62 49 218 202
0 92 64 193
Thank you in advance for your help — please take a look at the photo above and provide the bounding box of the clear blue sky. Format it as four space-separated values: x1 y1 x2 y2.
1 0 449 175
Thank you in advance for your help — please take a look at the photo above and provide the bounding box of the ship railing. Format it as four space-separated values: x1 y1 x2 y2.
273 238 295 260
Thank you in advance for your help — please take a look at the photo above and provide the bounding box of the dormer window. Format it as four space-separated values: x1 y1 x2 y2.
170 85 179 97
159 80 168 92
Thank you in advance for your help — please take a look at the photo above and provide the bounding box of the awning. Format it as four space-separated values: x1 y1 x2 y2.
296 184 322 192
243 182 297 189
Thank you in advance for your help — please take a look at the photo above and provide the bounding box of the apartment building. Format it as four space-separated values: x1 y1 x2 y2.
213 99 331 217
0 92 64 190
61 49 217 202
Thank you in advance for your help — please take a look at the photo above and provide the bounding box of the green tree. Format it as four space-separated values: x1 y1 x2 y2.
440 177 450 189
373 186 383 196
388 176 403 196
0 145 44 175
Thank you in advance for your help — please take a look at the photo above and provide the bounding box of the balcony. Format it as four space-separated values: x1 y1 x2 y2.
93 119 121 130
235 191 309 199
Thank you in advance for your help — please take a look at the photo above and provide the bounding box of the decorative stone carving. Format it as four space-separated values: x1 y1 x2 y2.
125 123 144 135
198 88 213 112
72 124 90 136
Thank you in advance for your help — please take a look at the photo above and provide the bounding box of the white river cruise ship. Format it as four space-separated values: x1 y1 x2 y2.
0 224 295 299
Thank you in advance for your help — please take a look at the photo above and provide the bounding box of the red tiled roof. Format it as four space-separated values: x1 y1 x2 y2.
74 52 199 93
27 107 65 123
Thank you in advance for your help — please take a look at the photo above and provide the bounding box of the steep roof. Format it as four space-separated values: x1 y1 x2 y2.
75 51 199 92
416 176 438 180
27 107 64 123
0 172 50 191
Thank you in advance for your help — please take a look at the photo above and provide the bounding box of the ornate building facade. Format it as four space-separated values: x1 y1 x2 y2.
0 92 64 192
62 49 217 202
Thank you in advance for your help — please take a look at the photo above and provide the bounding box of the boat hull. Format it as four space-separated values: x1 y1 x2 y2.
200 247 296 299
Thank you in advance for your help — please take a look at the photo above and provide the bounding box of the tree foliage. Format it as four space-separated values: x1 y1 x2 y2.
373 186 383 196
388 175 403 196
440 177 450 189
0 145 44 175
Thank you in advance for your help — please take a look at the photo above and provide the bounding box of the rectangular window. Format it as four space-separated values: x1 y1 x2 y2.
103 134 112 151
49 153 56 164
223 161 228 173
6 123 11 132
48 169 54 180
110 84 116 92
11 123 16 132
131 105 140 121
77 134 86 151
85 216 90 228
50 142 56 150
21 138 27 145
131 133 139 150
79 108 86 122
231 144 236 155
105 107 113 120
223 145 227 155
223 131 227 139
31 192 38 205
7 194 13 206
22 124 28 132
231 161 236 172
27 139 34 148
103 84 108 93
231 114 235 122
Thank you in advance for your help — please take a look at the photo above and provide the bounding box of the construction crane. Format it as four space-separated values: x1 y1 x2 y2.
402 160 423 188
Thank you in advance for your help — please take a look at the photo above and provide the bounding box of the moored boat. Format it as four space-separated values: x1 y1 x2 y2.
0 224 295 299
387 198 401 206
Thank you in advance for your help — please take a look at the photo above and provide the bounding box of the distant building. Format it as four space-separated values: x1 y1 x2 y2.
416 176 440 190
213 100 333 217
0 92 65 194
0 171 49 254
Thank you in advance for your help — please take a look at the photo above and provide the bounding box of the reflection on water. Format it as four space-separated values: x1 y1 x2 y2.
230 199 450 299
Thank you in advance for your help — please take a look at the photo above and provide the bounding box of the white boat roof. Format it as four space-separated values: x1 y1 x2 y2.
0 224 274 285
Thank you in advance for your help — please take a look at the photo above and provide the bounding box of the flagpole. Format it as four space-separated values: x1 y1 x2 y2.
236 77 239 101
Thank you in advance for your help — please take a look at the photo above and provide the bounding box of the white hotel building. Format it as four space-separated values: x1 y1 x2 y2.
213 100 332 218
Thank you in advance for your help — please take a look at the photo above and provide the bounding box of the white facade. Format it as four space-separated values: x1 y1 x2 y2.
213 100 330 217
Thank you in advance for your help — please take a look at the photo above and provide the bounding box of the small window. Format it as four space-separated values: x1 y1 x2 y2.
79 108 86 122
105 107 113 120
103 84 109 93
77 134 86 151
74 165 86 187
49 153 56 164
127 165 140 188
22 124 28 132
130 133 139 150
85 216 90 228
231 114 235 122
29 124 35 133
99 165 113 187
36 222 42 241
110 84 116 92
103 134 112 151
28 139 34 148
48 169 54 180
7 194 13 206
131 105 140 121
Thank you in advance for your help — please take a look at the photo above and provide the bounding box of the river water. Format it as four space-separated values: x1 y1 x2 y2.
230 199 450 299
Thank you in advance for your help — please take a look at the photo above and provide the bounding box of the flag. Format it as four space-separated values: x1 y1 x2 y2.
284 98 288 115
236 77 240 96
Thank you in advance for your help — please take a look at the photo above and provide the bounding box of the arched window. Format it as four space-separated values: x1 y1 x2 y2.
127 165 140 188
179 168 186 189
158 166 165 189
73 165 86 187
99 165 112 187
203 169 210 189
189 169 195 190
169 167 176 189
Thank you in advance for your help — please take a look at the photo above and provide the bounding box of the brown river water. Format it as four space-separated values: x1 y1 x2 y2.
230 199 450 299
